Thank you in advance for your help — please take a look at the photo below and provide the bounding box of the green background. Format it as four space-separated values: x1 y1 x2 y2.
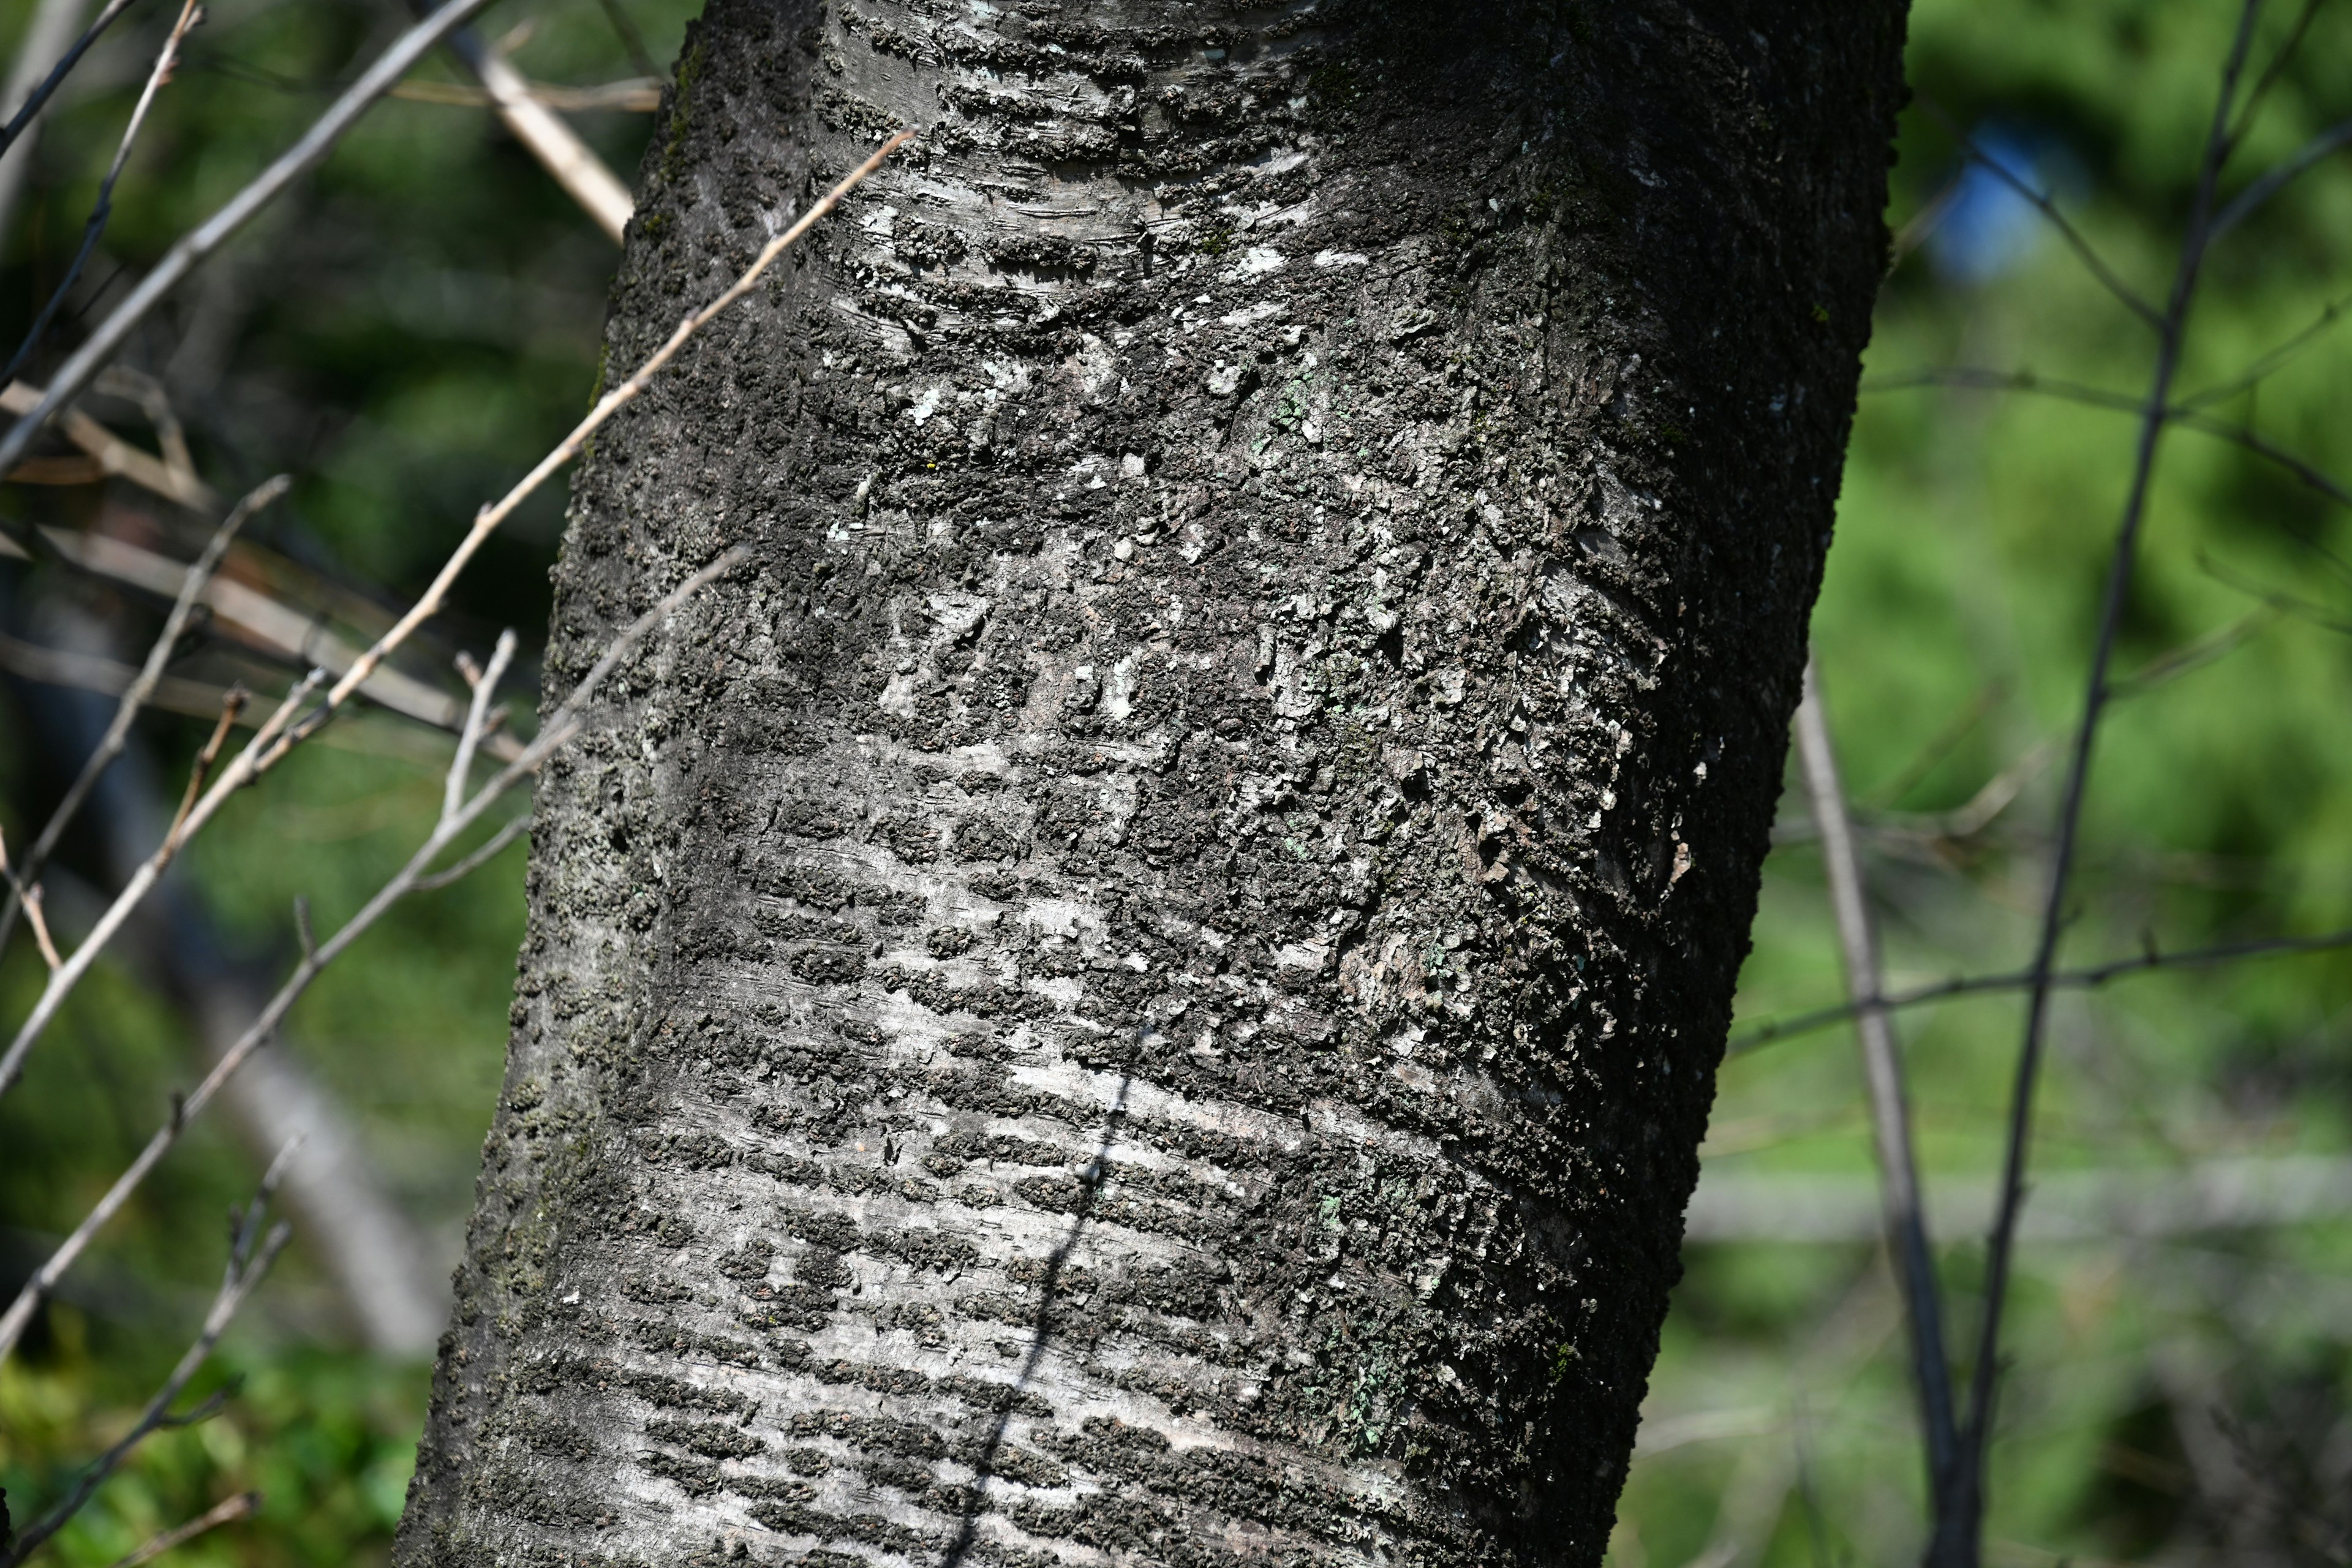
2 1 2348 1562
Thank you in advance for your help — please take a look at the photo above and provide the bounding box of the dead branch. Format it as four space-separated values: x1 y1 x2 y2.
101 1491 258 1568
1793 658 1960 1542
0 546 744 1368
437 21 635 241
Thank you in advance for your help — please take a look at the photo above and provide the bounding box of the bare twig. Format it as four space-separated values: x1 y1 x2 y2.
0 379 217 511
0 0 205 389
162 688 249 855
0 477 285 960
102 1491 259 1568
2220 0 2324 156
0 666 322 1102
316 130 907 724
36 524 506 739
0 547 744 1368
1793 660 1961 1542
446 629 517 823
0 0 510 538
1915 94 2163 331
92 366 198 491
1863 368 2352 511
0 1145 296 1568
1730 927 2352 1058
2210 114 2352 243
0 129 895 1116
24 894 62 968
411 811 531 893
1950 14 2267 1558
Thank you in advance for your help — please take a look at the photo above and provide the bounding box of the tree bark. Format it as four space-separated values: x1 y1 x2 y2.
396 4 1906 1566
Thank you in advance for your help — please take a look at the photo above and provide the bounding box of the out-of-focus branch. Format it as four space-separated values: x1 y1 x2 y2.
0 1147 295 1568
388 74 662 111
437 21 633 243
0 0 133 250
0 546 744 1369
1792 658 1960 1546
0 0 205 389
2210 113 2352 243
0 481 282 961
1683 1155 2352 1244
36 524 511 747
1 380 217 513
102 1491 259 1568
1861 367 2352 510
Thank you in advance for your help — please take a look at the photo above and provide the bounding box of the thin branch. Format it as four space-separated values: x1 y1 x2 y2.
0 475 285 962
0 546 744 1369
2210 114 2352 243
0 0 205 390
0 0 511 540
2174 288 2352 412
92 366 197 492
2199 550 2352 635
1793 659 1960 1542
0 378 217 511
1862 366 2147 417
102 1491 259 1568
1863 367 2352 510
310 129 909 725
0 0 146 164
0 667 322 1102
0 129 898 1112
445 629 516 823
161 688 249 855
591 0 660 81
1915 93 2164 331
1954 17 2273 1549
36 524 510 740
1727 924 2352 1056
410 810 530 893
2172 407 2352 508
0 1147 295 1568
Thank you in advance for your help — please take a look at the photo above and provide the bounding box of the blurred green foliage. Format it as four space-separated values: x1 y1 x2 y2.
0 0 2348 1564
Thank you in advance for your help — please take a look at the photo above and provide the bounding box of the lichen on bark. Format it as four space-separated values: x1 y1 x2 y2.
394 2 1907 1565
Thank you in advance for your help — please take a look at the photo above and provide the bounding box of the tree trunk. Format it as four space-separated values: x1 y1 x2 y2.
396 3 1905 1565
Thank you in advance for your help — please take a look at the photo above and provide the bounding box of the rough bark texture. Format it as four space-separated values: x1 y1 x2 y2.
396 4 1905 1566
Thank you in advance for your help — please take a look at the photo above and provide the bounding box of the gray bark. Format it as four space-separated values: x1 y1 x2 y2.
396 3 1906 1565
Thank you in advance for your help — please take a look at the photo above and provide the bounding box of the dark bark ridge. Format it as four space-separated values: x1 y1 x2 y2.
396 3 1904 1566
